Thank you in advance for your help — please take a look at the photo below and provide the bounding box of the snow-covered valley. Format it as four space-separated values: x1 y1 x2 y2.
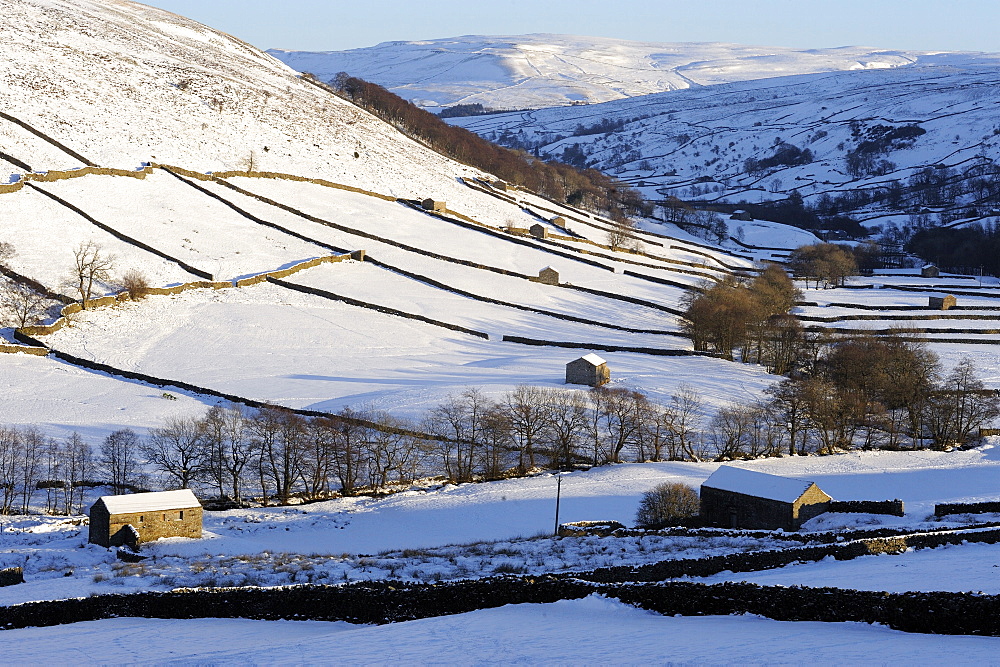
5 0 1000 660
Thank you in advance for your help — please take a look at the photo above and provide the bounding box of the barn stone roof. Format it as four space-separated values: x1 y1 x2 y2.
97 489 200 515
702 466 817 503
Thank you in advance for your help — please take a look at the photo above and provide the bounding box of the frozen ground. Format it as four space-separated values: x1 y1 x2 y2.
4 596 1000 665
5 447 1000 607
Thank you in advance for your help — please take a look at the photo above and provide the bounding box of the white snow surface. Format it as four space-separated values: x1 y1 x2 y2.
702 465 816 503
3 596 1000 665
266 35 992 110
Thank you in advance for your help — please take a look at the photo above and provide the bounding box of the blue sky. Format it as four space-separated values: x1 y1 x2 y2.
139 0 1000 53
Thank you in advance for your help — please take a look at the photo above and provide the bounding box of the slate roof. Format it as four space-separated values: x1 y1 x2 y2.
702 466 816 503
96 489 200 514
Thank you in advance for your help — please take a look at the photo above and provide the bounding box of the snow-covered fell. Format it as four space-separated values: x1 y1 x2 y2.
267 34 1000 110
449 61 1000 227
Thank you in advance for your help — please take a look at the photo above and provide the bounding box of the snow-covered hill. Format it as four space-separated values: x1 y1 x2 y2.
267 34 999 110
0 0 492 204
449 61 1000 230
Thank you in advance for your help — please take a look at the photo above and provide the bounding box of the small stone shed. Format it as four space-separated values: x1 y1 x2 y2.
700 466 831 531
929 295 957 310
537 266 559 285
89 489 203 548
529 223 549 239
566 353 610 387
921 264 940 278
421 199 446 212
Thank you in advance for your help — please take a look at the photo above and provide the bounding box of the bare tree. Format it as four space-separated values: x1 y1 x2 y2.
120 269 151 301
100 428 140 494
542 389 588 468
0 426 19 514
663 385 703 461
330 407 368 497
17 427 44 513
365 413 420 489
1 282 50 328
607 218 641 252
299 416 337 500
504 385 551 472
141 417 207 489
71 241 115 307
62 432 91 515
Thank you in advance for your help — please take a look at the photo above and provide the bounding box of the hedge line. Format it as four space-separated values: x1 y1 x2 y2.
270 278 490 339
25 182 211 280
935 501 1000 517
572 526 1000 583
827 500 905 516
0 110 96 167
399 200 614 273
501 335 718 358
361 256 685 338
5 575 1000 636
11 332 458 443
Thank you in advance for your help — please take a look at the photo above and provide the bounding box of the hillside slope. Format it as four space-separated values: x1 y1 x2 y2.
449 62 1000 231
1 0 487 204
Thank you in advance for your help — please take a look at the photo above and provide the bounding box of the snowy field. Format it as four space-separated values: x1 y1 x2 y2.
37 281 773 418
5 448 1000 609
5 595 1000 665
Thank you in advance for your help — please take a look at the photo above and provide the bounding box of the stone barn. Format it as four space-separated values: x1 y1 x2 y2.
537 266 559 285
89 489 203 548
921 264 940 278
421 199 446 212
700 466 831 531
929 295 957 310
550 216 567 227
529 223 549 239
566 353 610 387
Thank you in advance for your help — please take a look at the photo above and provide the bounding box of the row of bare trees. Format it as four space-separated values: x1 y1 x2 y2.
707 335 999 460
0 427 93 515
426 385 704 482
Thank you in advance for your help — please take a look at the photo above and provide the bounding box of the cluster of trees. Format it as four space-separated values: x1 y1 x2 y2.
710 336 998 460
436 103 517 119
744 141 813 176
906 223 1000 276
329 73 650 222
658 197 729 243
0 426 93 515
786 243 858 288
844 123 925 178
681 265 802 371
